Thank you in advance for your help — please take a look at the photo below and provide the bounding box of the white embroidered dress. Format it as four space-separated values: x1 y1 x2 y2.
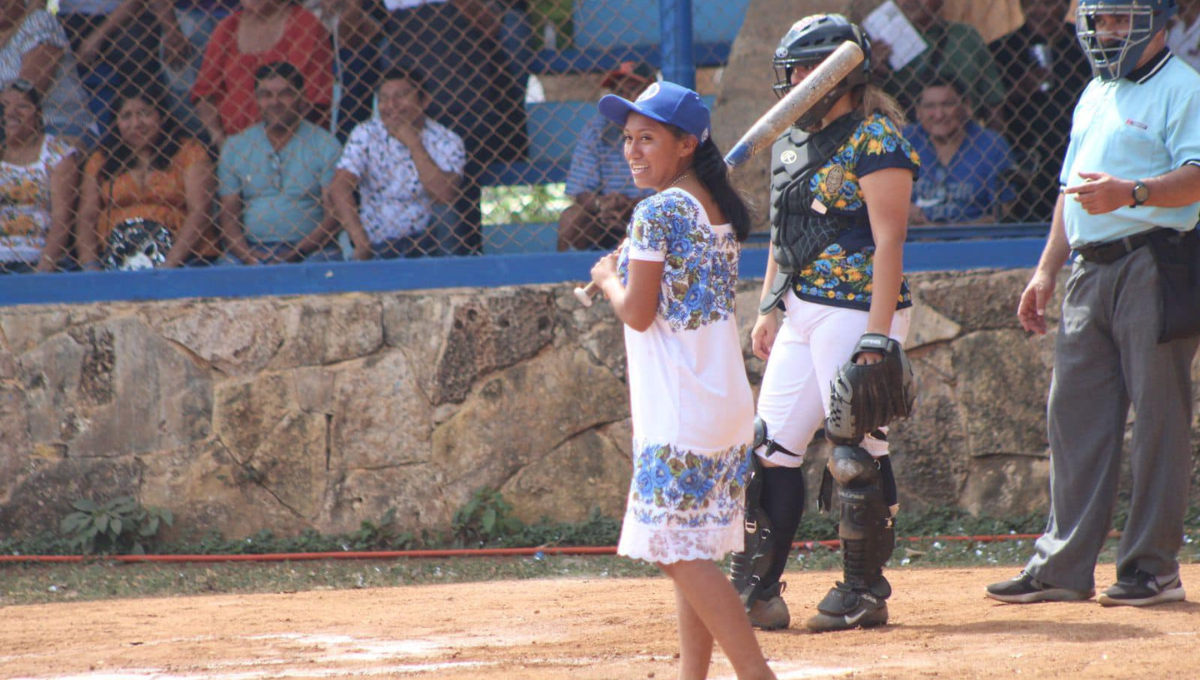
615 188 755 564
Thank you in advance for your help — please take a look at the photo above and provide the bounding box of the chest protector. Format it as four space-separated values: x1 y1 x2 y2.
761 114 862 313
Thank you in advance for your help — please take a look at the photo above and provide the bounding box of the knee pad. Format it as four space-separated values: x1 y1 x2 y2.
753 416 768 452
827 445 879 489
753 416 802 460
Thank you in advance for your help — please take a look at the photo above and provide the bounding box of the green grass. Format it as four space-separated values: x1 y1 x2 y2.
481 183 572 225
4 533 1197 607
4 498 1197 607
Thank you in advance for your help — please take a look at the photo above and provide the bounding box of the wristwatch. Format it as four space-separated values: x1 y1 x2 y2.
1131 180 1150 208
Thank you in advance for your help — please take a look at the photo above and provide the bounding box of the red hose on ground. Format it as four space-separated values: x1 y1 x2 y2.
0 534 1050 564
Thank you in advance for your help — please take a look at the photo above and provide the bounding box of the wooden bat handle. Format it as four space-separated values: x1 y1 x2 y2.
575 240 627 307
573 281 599 307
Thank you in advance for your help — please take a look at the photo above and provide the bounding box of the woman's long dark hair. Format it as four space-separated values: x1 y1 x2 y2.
98 82 188 182
688 136 752 242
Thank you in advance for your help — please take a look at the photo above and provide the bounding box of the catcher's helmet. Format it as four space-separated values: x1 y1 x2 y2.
1076 0 1176 81
772 14 871 130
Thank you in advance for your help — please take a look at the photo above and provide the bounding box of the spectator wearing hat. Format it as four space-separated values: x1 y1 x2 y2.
557 61 656 251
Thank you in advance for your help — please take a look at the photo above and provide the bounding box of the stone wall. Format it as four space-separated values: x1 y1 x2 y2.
2 270 1198 542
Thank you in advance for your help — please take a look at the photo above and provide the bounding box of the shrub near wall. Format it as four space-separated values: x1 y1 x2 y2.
1 270 1198 542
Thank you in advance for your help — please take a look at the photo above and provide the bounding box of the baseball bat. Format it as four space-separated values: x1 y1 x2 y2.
575 41 866 306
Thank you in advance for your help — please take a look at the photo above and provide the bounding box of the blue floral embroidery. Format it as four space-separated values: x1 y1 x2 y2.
628 439 749 529
617 191 740 331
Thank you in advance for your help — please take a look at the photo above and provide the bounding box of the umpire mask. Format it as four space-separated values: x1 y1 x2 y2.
1076 0 1175 81
772 14 871 131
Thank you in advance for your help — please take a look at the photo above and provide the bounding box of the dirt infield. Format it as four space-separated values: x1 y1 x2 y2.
2 564 1199 679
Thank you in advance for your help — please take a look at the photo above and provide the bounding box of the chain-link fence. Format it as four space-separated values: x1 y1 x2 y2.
0 0 1157 274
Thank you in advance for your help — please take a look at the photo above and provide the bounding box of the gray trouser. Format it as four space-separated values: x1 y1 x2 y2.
1027 247 1199 591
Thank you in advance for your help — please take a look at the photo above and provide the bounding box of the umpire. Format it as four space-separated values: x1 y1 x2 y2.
987 0 1200 607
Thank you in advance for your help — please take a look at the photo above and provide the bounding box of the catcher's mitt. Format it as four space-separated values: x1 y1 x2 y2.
824 333 915 445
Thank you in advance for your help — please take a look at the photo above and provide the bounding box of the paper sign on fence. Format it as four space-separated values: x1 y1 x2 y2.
861 0 928 71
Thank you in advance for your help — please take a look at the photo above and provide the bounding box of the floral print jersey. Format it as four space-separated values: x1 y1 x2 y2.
615 188 755 565
792 113 920 311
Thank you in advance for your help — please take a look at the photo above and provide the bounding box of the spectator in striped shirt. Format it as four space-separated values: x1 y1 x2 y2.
557 61 656 251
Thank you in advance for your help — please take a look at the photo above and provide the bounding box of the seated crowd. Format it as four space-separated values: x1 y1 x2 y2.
2 0 1195 271
0 0 524 271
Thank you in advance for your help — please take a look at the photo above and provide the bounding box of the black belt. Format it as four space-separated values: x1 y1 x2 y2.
1075 231 1156 265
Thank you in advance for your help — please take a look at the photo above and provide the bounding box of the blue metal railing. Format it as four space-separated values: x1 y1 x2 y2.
0 224 1049 308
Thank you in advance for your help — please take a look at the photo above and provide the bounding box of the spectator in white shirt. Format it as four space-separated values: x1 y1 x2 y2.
329 67 465 259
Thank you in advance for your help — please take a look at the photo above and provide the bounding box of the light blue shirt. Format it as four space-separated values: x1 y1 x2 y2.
1060 53 1200 247
219 121 343 244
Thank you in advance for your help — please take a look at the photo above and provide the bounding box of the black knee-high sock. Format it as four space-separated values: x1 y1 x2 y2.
877 455 897 510
760 465 806 588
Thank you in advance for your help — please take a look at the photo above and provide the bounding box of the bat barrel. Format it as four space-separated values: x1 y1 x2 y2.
722 41 864 169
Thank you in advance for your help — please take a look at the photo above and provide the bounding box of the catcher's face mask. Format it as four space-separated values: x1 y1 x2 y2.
771 14 872 131
1076 0 1174 81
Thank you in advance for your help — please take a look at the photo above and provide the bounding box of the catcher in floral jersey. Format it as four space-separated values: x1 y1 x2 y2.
727 13 920 633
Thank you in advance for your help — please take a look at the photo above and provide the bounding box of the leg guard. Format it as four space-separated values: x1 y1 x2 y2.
830 446 895 598
729 462 797 631
729 450 776 605
806 446 896 632
729 418 802 629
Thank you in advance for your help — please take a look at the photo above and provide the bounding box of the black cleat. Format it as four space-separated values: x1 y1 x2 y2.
985 571 1094 604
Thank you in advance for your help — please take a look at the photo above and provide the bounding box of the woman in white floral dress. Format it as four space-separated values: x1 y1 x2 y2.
589 81 776 680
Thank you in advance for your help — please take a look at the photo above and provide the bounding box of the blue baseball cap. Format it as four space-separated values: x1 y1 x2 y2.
598 81 711 144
